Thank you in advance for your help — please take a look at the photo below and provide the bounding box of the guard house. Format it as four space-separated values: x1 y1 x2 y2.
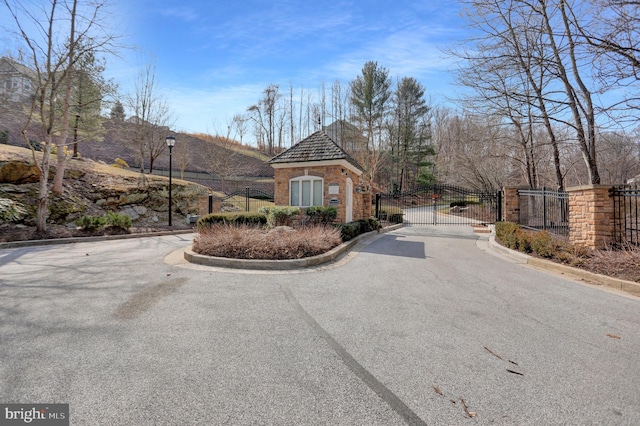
268 130 370 223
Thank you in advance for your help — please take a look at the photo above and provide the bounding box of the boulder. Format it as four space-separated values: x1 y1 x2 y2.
0 162 40 184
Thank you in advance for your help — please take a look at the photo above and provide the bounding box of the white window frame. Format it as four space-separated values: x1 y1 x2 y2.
289 176 323 207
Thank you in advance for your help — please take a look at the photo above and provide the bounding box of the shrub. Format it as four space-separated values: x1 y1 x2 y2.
0 130 9 145
105 211 132 230
450 200 468 207
258 206 300 227
334 218 380 241
374 206 403 223
530 230 556 258
495 222 520 249
76 215 107 230
305 206 337 225
76 212 132 231
197 212 267 229
514 229 533 253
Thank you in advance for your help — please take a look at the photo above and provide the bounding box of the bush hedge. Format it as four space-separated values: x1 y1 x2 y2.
75 212 132 231
305 206 337 225
495 221 566 259
197 212 267 229
335 218 380 241
258 206 300 227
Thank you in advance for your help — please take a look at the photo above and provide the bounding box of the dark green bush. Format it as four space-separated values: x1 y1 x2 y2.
334 218 380 241
305 206 337 225
450 200 468 208
197 212 267 229
75 212 131 231
76 215 106 230
335 222 361 241
105 211 132 230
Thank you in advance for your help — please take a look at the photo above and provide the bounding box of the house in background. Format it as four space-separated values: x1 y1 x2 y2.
0 57 35 103
268 130 371 223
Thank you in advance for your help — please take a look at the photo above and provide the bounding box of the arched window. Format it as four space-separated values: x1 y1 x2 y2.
290 176 323 207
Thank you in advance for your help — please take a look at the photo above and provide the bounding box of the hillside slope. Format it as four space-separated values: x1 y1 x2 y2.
1 145 210 241
0 108 274 181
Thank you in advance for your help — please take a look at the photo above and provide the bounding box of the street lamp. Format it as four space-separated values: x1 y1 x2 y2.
166 135 176 226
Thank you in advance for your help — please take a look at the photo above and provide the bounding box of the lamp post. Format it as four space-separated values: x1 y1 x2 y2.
166 135 176 226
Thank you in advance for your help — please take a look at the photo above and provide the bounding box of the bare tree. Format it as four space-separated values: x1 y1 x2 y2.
578 0 640 119
248 84 280 156
3 0 118 231
231 113 248 145
128 59 174 174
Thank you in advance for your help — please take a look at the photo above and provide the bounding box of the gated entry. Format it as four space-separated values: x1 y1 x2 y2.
374 184 502 226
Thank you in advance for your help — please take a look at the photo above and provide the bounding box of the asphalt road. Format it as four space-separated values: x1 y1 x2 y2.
1 226 639 425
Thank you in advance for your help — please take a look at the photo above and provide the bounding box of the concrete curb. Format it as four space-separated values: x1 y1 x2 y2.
184 223 404 270
0 229 195 250
488 234 640 296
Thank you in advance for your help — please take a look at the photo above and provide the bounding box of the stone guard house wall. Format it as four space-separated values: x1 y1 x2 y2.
502 185 616 249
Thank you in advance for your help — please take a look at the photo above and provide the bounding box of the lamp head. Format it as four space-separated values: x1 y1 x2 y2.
166 135 176 147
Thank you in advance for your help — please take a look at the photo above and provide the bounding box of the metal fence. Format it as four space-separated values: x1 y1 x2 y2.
517 188 569 237
206 187 275 214
612 185 640 246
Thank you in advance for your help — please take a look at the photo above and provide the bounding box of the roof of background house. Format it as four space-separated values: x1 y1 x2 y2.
0 57 36 78
268 130 363 172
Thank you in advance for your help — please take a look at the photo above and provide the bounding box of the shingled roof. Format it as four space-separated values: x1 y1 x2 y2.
268 130 363 172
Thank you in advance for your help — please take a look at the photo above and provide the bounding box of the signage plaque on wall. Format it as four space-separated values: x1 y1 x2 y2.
328 183 340 195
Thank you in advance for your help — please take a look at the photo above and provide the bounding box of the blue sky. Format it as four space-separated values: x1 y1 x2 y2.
106 0 469 135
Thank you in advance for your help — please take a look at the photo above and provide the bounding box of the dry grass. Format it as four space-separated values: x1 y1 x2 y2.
193 224 342 260
579 245 640 283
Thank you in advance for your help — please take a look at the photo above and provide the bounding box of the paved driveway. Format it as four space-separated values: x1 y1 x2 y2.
1 227 639 425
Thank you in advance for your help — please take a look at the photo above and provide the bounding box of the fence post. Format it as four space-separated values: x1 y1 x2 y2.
496 190 503 222
208 194 213 214
542 187 547 231
375 193 381 219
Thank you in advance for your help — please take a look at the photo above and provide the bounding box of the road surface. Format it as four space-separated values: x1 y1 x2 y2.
1 226 638 425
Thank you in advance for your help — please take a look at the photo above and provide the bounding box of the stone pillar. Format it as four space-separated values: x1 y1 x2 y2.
568 185 614 249
502 187 524 223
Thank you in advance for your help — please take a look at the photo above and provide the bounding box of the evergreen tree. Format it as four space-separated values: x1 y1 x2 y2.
349 61 392 186
389 77 433 191
110 100 125 121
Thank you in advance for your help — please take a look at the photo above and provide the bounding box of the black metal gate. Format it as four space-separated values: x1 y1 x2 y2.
374 184 502 226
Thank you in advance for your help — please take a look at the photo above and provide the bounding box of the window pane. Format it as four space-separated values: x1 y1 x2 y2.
291 181 299 206
313 180 323 206
302 180 311 206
